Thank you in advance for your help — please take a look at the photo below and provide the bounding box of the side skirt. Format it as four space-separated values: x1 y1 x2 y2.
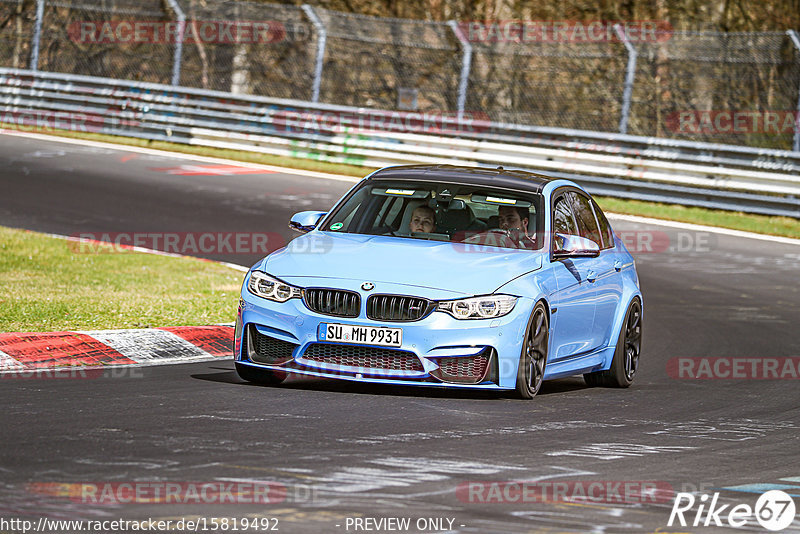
543 345 616 380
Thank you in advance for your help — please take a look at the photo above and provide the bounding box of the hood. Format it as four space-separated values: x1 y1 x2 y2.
260 232 543 296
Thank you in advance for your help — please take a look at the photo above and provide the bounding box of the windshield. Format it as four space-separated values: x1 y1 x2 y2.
321 180 544 251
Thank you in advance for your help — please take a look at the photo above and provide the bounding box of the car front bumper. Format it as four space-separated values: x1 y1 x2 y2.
235 287 535 390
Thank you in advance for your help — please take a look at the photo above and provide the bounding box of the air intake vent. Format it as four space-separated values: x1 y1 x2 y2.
304 288 360 318
366 295 433 322
248 326 297 365
302 343 424 372
430 349 493 384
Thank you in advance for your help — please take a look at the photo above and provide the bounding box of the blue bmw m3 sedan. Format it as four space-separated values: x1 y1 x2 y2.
234 165 643 399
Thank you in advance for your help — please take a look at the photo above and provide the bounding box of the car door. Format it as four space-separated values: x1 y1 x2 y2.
570 193 624 349
548 191 599 361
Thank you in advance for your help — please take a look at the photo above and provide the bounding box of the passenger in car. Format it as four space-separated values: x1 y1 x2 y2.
409 205 436 234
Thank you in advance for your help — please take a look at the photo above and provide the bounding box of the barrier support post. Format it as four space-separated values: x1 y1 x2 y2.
302 5 327 103
447 20 472 121
29 0 44 70
614 23 638 135
787 30 800 153
164 0 185 86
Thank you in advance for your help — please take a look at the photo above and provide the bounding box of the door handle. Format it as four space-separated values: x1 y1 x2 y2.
587 270 597 283
614 260 622 272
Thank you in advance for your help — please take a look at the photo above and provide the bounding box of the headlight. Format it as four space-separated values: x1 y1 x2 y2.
247 271 301 302
436 295 517 319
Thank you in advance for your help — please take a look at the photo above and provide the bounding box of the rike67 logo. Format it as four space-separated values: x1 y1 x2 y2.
668 490 796 531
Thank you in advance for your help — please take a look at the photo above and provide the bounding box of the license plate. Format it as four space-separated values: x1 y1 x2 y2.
318 323 402 348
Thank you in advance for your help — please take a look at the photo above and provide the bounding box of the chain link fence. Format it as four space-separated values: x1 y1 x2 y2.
467 39 629 132
629 31 800 149
0 1 798 151
0 0 34 69
36 0 175 82
175 0 314 98
314 8 461 112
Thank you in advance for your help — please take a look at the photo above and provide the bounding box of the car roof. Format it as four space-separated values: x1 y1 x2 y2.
368 165 554 194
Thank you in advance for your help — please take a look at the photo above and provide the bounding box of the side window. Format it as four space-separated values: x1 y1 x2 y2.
569 192 602 246
591 199 614 249
553 195 578 236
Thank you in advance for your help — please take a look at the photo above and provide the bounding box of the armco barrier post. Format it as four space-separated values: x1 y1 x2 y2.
302 5 327 103
787 30 800 153
29 0 44 71
164 0 185 86
447 20 472 121
614 23 638 136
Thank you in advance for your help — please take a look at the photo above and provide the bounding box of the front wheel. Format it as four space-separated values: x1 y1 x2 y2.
235 362 287 386
584 298 642 388
514 301 549 399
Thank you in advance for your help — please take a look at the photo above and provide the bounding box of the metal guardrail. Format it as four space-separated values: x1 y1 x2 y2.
1 67 798 218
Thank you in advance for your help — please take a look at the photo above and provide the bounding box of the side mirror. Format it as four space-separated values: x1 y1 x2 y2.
289 211 327 234
553 233 600 258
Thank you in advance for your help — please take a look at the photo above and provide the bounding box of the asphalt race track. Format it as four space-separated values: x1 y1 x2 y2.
1 132 800 533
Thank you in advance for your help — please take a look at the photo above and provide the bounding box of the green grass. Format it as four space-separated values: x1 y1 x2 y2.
6 126 800 239
0 226 243 332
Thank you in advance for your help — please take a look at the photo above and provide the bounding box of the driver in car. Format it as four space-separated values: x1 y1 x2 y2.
498 205 535 248
498 205 528 233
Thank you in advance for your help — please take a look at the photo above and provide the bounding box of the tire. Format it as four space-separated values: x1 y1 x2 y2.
583 298 642 388
235 362 287 386
514 301 549 399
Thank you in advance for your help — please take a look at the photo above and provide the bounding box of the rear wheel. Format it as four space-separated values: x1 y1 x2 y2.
584 298 642 388
235 362 287 386
514 302 549 399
